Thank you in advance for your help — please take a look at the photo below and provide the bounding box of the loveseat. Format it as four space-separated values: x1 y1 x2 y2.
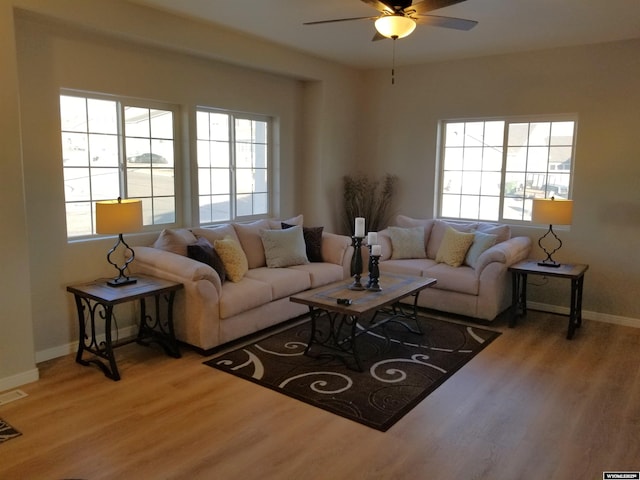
372 215 532 321
131 216 353 354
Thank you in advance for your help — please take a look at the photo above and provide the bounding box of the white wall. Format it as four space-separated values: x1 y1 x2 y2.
360 39 640 321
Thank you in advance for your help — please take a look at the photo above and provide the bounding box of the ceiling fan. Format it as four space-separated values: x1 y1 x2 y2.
304 0 477 40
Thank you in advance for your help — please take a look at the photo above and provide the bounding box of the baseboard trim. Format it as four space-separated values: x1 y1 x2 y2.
35 325 138 363
0 367 39 393
527 301 640 329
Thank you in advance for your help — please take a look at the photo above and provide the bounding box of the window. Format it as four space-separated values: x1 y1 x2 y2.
60 92 177 237
196 108 270 224
438 117 576 223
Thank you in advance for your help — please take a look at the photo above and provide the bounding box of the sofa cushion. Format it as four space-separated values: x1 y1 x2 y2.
424 263 479 296
464 231 498 269
269 214 303 229
394 215 435 247
219 277 273 319
245 267 311 300
290 263 345 288
388 226 427 259
152 228 198 256
427 220 478 259
192 224 239 246
282 222 324 262
378 258 437 277
476 223 511 244
260 225 309 268
233 219 271 269
436 227 476 267
187 237 227 283
214 236 249 282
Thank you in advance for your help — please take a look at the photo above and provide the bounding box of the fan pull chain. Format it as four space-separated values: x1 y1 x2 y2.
391 37 397 85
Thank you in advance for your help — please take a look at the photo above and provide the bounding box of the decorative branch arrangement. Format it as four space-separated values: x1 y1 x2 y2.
342 173 397 236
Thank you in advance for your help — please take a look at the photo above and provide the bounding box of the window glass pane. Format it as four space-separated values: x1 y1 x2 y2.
88 134 118 166
508 123 529 146
62 132 89 167
60 96 88 132
210 113 229 141
253 193 269 215
442 171 462 194
64 168 91 202
125 107 150 137
90 168 119 200
445 123 464 147
441 194 460 218
464 122 484 147
150 110 173 139
528 122 550 146
65 202 92 237
88 99 117 135
444 147 463 170
153 197 175 224
484 121 505 146
482 147 503 171
550 121 574 145
460 195 479 219
127 167 152 197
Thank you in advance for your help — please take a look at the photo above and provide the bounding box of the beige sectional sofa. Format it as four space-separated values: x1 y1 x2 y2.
373 215 532 321
132 216 353 354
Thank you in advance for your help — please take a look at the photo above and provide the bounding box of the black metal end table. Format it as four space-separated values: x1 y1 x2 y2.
67 275 183 380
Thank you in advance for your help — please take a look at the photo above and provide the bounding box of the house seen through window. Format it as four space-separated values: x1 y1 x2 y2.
439 117 576 223
60 92 177 237
196 108 270 224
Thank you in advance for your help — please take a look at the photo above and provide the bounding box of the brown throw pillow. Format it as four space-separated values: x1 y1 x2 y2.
187 237 226 283
282 222 324 262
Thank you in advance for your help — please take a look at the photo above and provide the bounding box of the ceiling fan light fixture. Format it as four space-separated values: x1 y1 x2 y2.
375 14 416 39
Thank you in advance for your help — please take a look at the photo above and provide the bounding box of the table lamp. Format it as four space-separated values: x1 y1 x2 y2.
531 197 573 268
96 197 143 286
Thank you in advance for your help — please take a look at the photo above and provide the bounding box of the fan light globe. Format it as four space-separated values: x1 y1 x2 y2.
375 15 417 39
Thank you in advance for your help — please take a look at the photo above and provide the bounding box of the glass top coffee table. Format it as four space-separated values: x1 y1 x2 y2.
290 273 437 371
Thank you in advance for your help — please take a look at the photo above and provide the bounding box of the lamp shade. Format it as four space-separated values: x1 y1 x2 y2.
532 198 573 225
375 15 416 39
96 198 143 234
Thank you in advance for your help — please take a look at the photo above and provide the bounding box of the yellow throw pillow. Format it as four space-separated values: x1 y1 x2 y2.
213 236 249 282
435 226 475 267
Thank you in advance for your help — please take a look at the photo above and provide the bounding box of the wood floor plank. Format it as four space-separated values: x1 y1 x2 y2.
1 311 639 479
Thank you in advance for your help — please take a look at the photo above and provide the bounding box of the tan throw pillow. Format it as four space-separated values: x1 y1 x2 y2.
152 228 198 256
233 220 271 269
260 225 309 268
436 226 476 267
387 226 427 259
214 236 249 282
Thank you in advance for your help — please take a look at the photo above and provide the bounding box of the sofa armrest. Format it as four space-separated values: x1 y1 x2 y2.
474 236 532 275
321 232 353 278
132 246 223 294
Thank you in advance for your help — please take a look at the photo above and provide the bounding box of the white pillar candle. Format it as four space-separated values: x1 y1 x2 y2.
354 217 365 237
371 245 382 256
367 231 378 245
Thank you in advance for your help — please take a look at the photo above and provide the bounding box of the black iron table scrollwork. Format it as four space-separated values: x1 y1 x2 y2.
290 274 437 371
67 275 183 381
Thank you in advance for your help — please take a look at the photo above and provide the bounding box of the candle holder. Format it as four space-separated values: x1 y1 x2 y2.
366 244 374 289
349 236 365 291
367 254 382 292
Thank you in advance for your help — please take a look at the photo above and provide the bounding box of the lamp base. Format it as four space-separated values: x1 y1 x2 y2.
106 276 137 287
537 261 562 268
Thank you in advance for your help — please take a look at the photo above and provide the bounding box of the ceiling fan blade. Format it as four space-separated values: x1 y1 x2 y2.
415 14 478 31
360 0 395 14
408 0 468 15
303 16 377 26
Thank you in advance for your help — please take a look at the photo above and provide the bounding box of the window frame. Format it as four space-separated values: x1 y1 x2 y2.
60 89 181 240
195 106 273 226
436 114 578 225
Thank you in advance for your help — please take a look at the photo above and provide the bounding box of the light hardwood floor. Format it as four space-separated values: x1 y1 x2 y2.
1 311 639 480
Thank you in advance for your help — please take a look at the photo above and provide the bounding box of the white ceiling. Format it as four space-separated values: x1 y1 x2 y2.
128 0 640 68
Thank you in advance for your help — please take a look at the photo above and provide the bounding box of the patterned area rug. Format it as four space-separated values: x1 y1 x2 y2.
0 418 21 444
205 315 500 431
